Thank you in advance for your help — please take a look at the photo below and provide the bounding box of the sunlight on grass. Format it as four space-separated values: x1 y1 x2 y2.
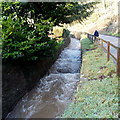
80 35 97 50
108 32 120 37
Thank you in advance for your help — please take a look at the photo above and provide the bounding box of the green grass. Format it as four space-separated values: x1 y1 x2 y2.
80 36 97 50
107 32 120 37
0 38 2 53
62 41 119 118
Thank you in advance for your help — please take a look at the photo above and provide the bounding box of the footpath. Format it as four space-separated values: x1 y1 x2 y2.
62 35 119 118
99 34 119 47
99 34 119 58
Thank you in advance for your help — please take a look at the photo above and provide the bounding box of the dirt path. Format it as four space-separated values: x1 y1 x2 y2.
99 34 120 59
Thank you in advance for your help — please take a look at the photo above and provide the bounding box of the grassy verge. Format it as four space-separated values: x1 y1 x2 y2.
106 32 120 37
80 35 97 50
62 37 119 118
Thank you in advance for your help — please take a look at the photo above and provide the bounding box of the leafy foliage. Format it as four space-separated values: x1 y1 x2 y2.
2 2 98 61
80 35 97 50
2 14 57 61
52 27 64 37
2 2 98 25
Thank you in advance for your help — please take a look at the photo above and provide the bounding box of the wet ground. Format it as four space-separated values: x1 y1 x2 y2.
7 38 82 118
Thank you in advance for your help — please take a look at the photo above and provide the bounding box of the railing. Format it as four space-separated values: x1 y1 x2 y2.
86 33 120 77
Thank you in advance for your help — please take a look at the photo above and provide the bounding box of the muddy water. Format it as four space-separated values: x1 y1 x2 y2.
7 38 81 118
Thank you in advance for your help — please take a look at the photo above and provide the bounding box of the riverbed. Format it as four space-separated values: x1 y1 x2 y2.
7 38 82 118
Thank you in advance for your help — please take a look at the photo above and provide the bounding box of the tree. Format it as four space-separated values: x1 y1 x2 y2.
2 2 98 62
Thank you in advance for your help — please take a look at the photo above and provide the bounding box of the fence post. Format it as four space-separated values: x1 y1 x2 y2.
107 42 110 61
97 37 99 45
117 48 120 77
101 40 103 48
92 35 93 43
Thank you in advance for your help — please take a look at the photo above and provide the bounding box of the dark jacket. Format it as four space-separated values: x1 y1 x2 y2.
94 30 99 37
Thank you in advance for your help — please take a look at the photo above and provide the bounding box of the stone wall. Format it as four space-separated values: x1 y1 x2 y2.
2 37 70 118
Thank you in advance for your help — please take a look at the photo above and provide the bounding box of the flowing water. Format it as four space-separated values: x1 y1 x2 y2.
7 38 81 118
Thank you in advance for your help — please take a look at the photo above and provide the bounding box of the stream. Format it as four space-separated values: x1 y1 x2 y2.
7 38 82 118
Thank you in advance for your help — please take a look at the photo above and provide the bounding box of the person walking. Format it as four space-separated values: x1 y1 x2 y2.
94 30 99 42
94 30 99 37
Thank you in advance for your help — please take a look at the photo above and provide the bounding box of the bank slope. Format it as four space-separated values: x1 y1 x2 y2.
62 37 119 118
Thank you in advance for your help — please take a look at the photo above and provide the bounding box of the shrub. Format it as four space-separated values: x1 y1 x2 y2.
2 1 96 62
2 15 58 61
62 29 70 38
52 26 64 37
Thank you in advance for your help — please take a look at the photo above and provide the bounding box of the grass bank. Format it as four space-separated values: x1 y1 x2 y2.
107 32 120 38
80 36 97 50
62 37 119 118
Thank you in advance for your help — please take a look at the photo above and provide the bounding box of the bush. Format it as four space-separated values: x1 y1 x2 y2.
52 26 64 37
2 1 95 62
62 29 70 38
52 26 70 38
2 14 70 62
2 15 58 61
